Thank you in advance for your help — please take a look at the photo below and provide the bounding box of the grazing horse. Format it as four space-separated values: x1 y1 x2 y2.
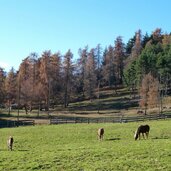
7 136 14 151
134 125 150 140
97 128 104 140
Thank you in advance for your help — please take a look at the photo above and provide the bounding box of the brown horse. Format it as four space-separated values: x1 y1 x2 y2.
134 125 150 140
7 136 14 151
97 128 104 140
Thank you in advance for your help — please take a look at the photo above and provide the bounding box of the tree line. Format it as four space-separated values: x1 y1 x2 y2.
0 28 171 114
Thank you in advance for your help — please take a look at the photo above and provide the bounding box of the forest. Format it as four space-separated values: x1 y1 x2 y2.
0 28 171 114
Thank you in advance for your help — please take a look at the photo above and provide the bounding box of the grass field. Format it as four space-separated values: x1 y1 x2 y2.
0 120 171 171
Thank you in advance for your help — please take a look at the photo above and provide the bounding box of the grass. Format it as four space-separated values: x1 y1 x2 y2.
0 120 171 170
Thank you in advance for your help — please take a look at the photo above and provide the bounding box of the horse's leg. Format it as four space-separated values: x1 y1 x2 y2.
142 133 145 139
146 132 149 139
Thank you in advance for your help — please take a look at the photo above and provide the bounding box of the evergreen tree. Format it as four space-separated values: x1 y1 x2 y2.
125 35 136 55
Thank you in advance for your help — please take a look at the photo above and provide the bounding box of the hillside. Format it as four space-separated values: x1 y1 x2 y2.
1 87 171 124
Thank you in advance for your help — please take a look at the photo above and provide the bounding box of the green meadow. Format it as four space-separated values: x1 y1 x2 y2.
0 120 171 171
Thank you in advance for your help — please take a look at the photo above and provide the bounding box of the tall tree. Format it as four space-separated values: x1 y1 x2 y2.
152 28 163 44
49 52 62 104
157 44 171 96
0 67 6 104
28 52 38 111
63 49 74 107
126 35 136 55
84 48 97 99
39 50 51 111
18 57 32 113
162 34 171 46
131 29 142 59
5 67 17 114
95 44 102 82
136 44 162 83
77 46 88 97
142 32 151 48
139 73 159 115
113 36 125 84
124 61 137 98
102 46 115 87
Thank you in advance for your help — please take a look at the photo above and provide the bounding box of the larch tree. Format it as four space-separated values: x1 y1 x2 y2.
77 46 88 98
84 48 97 100
39 50 51 111
5 67 17 114
0 67 6 104
162 34 171 46
139 73 159 115
131 29 142 59
113 36 125 84
63 49 74 108
95 44 102 83
28 52 38 111
49 52 62 104
18 57 33 113
152 28 163 44
102 46 115 87
95 44 102 113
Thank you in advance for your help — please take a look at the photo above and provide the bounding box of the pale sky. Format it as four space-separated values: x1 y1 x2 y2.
0 0 171 71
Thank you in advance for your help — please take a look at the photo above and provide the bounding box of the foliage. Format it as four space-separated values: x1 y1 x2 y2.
0 28 171 112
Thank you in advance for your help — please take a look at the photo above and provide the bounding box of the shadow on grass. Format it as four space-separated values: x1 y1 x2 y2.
152 136 170 140
17 149 29 152
68 100 138 111
0 149 29 152
106 138 121 141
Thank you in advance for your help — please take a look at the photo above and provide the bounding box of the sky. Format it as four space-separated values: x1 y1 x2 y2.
0 0 171 72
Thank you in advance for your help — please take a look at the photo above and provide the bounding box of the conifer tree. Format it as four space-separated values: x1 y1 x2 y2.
84 48 97 99
63 49 74 107
113 36 125 84
0 67 6 104
139 73 159 115
5 67 17 113
39 50 51 111
77 46 88 98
